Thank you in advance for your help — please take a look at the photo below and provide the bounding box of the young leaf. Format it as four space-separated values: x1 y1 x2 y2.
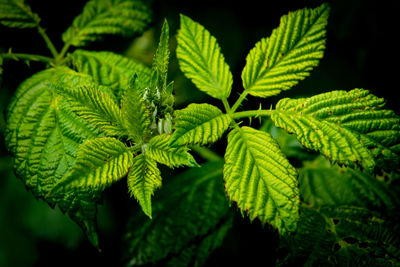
170 103 231 147
4 68 104 247
150 19 170 91
271 89 400 172
127 154 162 218
70 49 151 98
0 0 40 28
224 126 299 233
52 137 133 192
300 156 400 209
242 3 330 97
121 78 152 142
62 0 151 47
176 14 233 100
123 161 232 266
147 134 198 168
56 82 127 137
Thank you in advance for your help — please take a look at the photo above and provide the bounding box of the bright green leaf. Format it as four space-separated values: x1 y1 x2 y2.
62 0 151 47
123 161 232 265
271 89 400 172
56 81 127 137
52 137 133 191
0 0 40 28
224 126 299 232
70 49 151 99
147 134 198 168
176 14 233 100
242 3 329 97
170 103 231 147
127 154 162 218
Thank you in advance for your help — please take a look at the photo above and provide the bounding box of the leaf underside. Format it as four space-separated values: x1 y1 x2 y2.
62 0 151 47
242 3 330 97
224 126 299 233
271 89 400 172
170 103 231 147
176 14 233 100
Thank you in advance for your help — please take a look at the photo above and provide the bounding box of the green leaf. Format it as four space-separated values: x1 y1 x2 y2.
279 206 400 266
242 4 330 97
271 89 400 172
4 68 104 247
0 0 40 28
176 14 233 100
127 154 162 218
123 161 232 265
70 49 151 99
52 137 133 192
147 134 198 168
170 103 231 147
299 156 400 209
56 81 127 137
121 78 152 142
150 19 170 91
62 0 151 47
224 126 299 232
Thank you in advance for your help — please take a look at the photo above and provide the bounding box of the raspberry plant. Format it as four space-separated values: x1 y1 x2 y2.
1 1 399 265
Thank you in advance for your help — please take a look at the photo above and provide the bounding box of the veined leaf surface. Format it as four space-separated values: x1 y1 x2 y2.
242 3 329 97
56 83 127 137
0 0 40 28
224 126 299 232
147 134 198 168
4 68 104 247
176 14 233 100
70 49 151 99
170 103 231 147
127 154 162 218
62 0 151 47
271 89 400 172
52 137 133 191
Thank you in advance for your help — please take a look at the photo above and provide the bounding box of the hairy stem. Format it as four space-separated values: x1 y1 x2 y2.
231 90 249 113
191 145 223 162
232 109 273 120
37 26 59 58
1 52 54 64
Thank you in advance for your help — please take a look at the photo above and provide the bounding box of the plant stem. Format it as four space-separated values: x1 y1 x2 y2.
191 145 223 162
56 42 71 64
222 98 231 114
37 26 59 58
231 90 248 113
232 109 273 120
1 52 54 64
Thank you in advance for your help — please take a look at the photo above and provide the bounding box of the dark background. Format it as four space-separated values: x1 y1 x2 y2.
0 0 398 266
